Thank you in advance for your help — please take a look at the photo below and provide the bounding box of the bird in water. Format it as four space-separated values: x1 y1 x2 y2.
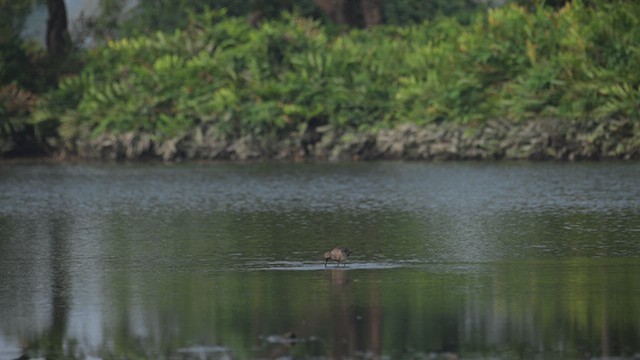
324 246 352 267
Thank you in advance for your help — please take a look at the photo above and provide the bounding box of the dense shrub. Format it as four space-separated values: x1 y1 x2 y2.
32 2 640 146
0 38 63 146
394 2 640 123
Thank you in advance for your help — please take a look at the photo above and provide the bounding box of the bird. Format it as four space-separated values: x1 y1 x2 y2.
324 246 352 267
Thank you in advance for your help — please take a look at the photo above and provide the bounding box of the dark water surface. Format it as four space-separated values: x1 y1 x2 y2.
1 162 639 359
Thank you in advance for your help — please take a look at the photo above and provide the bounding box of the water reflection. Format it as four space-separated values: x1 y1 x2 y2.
0 162 639 358
45 217 71 360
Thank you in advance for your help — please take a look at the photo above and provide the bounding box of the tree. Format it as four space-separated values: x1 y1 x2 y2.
313 0 382 28
46 0 71 59
360 0 381 28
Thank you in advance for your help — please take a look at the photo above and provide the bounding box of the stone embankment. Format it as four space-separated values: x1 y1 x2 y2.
69 118 639 161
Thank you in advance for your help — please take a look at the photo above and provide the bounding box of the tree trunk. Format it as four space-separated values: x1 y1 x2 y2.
46 0 71 59
360 0 381 28
313 0 381 28
313 0 347 25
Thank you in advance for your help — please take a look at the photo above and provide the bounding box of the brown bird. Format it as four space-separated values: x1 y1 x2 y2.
324 246 352 267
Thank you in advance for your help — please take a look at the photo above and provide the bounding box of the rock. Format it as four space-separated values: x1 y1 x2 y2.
156 137 179 161
59 118 639 162
228 136 262 160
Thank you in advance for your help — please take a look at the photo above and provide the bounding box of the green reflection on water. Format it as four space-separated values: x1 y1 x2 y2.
96 261 640 358
1 163 639 359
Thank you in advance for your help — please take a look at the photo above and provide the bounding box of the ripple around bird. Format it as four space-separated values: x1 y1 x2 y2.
250 260 416 271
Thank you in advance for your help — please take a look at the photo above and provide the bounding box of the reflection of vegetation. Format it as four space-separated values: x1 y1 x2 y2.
11 216 77 360
492 210 640 258
86 262 640 358
89 208 640 358
1 203 639 358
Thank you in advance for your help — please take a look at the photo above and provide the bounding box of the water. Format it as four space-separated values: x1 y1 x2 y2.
0 162 639 359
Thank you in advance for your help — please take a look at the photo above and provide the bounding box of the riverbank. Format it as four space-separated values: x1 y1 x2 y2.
49 118 636 162
4 3 639 162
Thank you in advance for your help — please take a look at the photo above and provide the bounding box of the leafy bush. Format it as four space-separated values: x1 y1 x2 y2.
0 35 67 149
0 84 37 138
32 2 640 147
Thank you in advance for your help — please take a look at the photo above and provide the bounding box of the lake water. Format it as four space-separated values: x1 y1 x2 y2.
0 161 639 359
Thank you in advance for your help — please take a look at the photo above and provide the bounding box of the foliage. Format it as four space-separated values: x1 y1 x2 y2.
87 0 322 39
393 1 640 123
0 83 38 138
1 1 83 147
29 1 640 146
0 33 65 145
0 0 52 93
381 0 481 25
86 0 479 41
34 9 400 140
0 0 34 42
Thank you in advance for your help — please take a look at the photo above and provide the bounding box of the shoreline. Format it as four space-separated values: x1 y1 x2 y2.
2 118 639 162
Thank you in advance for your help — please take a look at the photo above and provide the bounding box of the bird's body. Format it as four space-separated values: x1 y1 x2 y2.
324 246 352 267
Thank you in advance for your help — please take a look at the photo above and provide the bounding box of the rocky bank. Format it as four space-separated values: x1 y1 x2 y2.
51 118 640 161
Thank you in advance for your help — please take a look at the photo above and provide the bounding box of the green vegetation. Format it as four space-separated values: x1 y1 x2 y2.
2 1 640 155
88 0 477 38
